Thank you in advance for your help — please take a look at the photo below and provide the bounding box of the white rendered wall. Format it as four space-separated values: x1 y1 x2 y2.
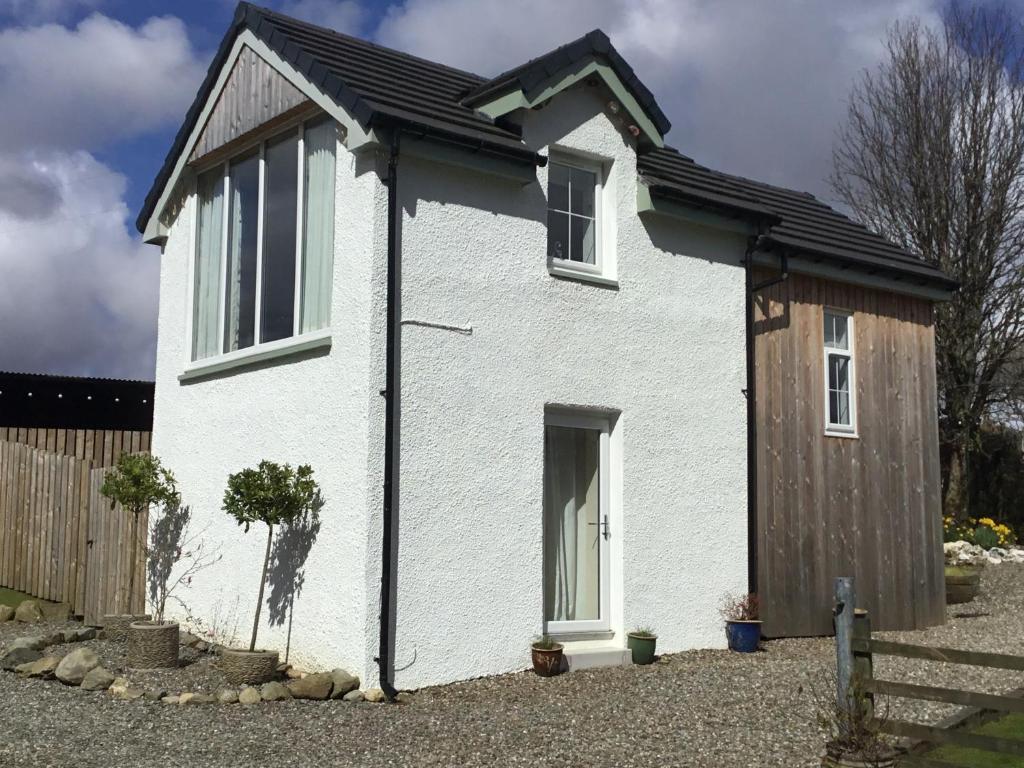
390 85 749 689
151 135 378 680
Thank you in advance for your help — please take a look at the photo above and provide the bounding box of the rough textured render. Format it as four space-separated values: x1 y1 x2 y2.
390 85 749 689
151 136 382 685
190 44 309 163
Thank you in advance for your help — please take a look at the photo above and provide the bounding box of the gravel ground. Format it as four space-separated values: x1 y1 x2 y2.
1 565 1022 768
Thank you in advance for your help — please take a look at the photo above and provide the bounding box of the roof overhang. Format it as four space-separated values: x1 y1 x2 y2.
638 176 780 233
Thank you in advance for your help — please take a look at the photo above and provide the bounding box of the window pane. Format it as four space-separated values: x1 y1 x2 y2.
837 390 850 425
570 215 596 264
825 312 849 350
547 210 569 261
544 425 601 622
261 133 299 343
225 152 259 352
570 166 596 217
828 354 849 393
548 162 569 212
193 168 224 361
829 391 840 425
300 119 336 333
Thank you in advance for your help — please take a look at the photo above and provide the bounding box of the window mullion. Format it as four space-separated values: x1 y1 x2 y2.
254 141 266 346
293 124 305 338
216 162 229 355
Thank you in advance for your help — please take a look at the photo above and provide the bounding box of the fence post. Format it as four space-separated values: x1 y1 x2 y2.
853 608 874 721
834 576 856 726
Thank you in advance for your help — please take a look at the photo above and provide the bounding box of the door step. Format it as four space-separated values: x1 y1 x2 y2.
561 642 631 672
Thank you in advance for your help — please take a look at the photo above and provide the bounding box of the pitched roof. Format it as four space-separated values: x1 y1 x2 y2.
638 148 956 290
138 2 953 292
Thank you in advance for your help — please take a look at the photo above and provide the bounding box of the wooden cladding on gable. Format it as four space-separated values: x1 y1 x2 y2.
191 44 310 163
753 271 944 637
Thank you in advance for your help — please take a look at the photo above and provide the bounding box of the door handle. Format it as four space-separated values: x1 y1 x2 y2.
589 515 610 540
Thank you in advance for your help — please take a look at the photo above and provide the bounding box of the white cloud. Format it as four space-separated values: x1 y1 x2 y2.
0 150 158 378
0 13 205 152
375 0 942 199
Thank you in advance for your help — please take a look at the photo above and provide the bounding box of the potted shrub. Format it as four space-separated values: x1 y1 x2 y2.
531 635 564 677
720 593 761 653
626 627 657 665
128 504 221 669
818 675 901 767
99 453 179 639
220 461 319 685
944 565 981 604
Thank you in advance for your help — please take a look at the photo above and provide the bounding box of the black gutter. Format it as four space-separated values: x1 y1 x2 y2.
376 129 401 702
744 236 786 596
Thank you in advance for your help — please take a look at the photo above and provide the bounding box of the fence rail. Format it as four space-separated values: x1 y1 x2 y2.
0 441 145 624
0 427 151 468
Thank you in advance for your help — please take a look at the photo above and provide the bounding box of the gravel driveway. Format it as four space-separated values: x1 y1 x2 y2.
2 565 1023 768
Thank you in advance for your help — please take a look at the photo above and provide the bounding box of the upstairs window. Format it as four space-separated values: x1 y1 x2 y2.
823 309 856 434
546 154 615 285
191 116 337 363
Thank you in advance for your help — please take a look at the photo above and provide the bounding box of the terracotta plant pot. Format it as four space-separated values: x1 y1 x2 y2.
626 633 657 665
220 648 280 685
531 644 564 677
102 613 151 642
128 621 179 669
945 566 981 604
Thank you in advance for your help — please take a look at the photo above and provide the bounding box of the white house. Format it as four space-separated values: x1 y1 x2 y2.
139 3 954 691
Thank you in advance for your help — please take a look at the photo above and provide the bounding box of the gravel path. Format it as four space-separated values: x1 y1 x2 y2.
2 565 1022 768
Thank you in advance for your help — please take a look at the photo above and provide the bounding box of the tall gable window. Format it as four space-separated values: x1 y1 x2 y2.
545 153 616 286
190 116 336 363
823 309 856 435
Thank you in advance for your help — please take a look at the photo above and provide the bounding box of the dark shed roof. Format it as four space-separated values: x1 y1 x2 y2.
139 2 953 292
0 372 154 431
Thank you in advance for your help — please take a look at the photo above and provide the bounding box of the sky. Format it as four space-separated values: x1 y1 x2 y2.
0 0 973 380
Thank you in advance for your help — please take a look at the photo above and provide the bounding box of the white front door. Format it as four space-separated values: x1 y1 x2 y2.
543 412 610 634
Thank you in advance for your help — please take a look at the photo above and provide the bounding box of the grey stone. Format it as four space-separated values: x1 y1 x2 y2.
364 688 386 703
342 690 364 702
238 686 261 705
23 656 61 679
111 686 145 700
161 695 180 705
14 600 43 623
144 688 168 701
0 605 14 622
62 627 96 643
217 688 239 704
329 668 360 699
1 647 42 671
80 666 115 691
287 672 333 700
108 677 130 696
395 691 413 704
55 647 99 685
8 636 49 652
260 681 292 702
39 602 71 620
187 693 216 705
14 661 35 674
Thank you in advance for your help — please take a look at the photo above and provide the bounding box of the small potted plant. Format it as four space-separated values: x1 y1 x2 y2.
531 635 564 677
944 565 981 604
818 674 901 767
221 461 319 686
720 592 761 653
626 626 657 665
99 453 179 639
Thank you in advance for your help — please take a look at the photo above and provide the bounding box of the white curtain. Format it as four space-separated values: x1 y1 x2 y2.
192 171 223 361
544 426 600 622
224 169 244 352
300 120 337 333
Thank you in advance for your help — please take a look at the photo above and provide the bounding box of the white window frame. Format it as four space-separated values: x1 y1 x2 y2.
823 308 857 437
545 150 617 287
182 116 334 378
543 409 612 635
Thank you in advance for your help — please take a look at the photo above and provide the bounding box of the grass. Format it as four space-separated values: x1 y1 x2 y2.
0 586 36 609
926 712 1024 767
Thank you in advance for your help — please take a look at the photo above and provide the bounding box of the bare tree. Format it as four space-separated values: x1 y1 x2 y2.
832 4 1024 517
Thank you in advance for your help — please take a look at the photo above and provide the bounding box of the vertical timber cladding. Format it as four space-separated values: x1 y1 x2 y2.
753 270 944 636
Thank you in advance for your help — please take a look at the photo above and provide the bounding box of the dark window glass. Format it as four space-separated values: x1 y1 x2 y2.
261 134 298 343
225 151 259 351
547 210 569 261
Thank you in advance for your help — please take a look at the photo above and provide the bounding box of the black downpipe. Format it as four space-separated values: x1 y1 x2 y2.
377 130 401 702
744 237 786 596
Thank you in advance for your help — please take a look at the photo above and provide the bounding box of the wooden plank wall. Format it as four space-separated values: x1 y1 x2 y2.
754 270 945 636
190 43 309 162
0 427 150 468
0 442 145 623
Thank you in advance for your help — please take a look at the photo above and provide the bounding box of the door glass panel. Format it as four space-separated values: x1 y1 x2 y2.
544 425 601 623
261 133 298 343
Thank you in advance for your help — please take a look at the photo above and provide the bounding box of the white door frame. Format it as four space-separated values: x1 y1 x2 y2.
543 410 611 635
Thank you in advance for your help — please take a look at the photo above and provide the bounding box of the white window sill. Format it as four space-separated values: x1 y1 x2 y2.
825 427 859 440
179 329 332 382
548 260 619 288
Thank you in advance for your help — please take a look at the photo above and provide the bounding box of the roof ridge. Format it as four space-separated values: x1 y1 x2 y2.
0 370 155 385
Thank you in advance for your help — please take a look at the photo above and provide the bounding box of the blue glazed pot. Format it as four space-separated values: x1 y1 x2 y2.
726 620 762 652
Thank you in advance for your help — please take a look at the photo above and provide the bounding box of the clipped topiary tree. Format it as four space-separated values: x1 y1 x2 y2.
100 453 179 626
222 461 318 655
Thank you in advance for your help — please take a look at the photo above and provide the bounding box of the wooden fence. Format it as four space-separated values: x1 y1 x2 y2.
0 427 151 468
833 576 1024 765
0 441 145 624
